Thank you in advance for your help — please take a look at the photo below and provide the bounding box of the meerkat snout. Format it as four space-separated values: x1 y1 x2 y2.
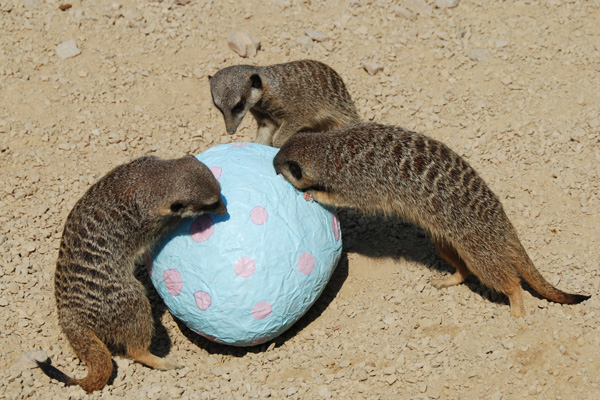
165 197 226 218
202 198 227 215
274 153 305 188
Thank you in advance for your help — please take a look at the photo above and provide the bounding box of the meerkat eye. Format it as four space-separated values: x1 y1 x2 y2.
288 162 303 181
170 201 186 213
232 99 245 113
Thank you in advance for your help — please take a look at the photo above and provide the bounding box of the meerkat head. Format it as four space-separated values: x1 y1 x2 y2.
209 65 263 135
273 134 324 192
154 156 227 219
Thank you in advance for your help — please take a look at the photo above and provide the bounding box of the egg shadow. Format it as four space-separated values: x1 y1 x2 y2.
134 262 175 358
334 208 510 308
174 253 349 357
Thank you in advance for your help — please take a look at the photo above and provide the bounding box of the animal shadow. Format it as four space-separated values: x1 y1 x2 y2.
335 208 510 307
134 264 174 358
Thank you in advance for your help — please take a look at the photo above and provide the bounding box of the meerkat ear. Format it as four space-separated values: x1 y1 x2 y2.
250 74 262 89
208 75 212 81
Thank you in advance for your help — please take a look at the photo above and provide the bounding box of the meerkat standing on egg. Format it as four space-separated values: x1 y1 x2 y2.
209 59 360 148
37 155 226 393
273 123 590 317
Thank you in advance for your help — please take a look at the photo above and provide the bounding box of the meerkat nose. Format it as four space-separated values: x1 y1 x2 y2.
214 200 227 215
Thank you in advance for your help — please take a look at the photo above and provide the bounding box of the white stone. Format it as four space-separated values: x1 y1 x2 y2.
405 0 432 16
304 29 329 42
227 30 260 58
392 5 417 20
56 39 81 59
296 34 313 51
362 61 383 76
435 0 460 8
466 48 491 62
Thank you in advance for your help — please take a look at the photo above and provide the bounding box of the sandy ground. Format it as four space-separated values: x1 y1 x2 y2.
1 0 599 399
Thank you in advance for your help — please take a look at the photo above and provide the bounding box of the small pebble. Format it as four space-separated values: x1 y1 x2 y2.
227 30 261 58
362 61 384 76
466 48 491 62
304 29 329 42
435 0 460 8
56 39 81 59
405 0 433 15
296 35 313 51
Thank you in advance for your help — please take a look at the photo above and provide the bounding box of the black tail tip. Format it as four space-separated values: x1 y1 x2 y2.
569 294 591 304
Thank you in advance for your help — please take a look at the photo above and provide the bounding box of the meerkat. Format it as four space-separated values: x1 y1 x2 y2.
37 155 226 393
273 123 590 317
209 59 360 148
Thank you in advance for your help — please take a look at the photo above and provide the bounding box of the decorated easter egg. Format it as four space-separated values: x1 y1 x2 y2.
150 143 342 346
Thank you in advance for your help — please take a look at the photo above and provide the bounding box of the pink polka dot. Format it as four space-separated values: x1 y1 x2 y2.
145 252 153 276
197 331 222 343
163 269 182 296
235 257 256 277
194 291 212 310
209 166 222 179
251 337 269 345
332 214 341 241
298 252 315 275
250 206 268 225
252 301 272 320
229 143 250 148
190 214 214 242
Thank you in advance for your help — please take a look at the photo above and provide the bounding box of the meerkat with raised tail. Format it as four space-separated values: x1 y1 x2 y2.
209 59 360 148
273 123 590 317
37 155 226 393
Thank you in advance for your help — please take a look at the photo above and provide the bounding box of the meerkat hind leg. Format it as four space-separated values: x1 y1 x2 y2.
128 347 182 370
505 285 525 318
124 292 182 370
430 239 472 289
444 246 525 318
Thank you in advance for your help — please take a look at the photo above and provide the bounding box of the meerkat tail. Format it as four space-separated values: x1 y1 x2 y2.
38 329 113 393
511 241 591 304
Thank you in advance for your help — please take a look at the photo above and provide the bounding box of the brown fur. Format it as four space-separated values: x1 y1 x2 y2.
209 59 360 148
38 155 226 393
273 123 590 317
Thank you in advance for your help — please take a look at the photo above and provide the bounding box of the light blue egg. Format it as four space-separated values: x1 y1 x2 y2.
150 143 342 346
